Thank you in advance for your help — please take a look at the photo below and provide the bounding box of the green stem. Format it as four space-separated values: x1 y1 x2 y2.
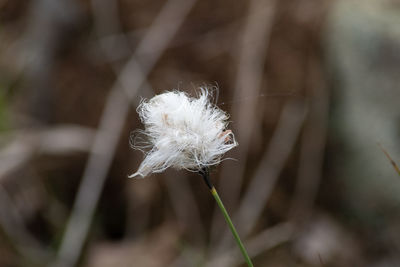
200 169 254 267
210 187 254 267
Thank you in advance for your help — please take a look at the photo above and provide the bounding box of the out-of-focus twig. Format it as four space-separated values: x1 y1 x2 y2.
235 100 306 235
91 0 133 70
216 100 307 252
207 222 293 267
0 185 50 265
91 0 206 245
211 0 276 243
51 1 197 267
167 243 205 267
0 125 93 262
0 125 95 181
94 19 242 63
379 143 400 176
289 59 329 220
19 0 81 123
165 175 206 245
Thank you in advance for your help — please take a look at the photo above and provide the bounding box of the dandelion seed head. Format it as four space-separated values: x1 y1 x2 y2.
129 88 238 178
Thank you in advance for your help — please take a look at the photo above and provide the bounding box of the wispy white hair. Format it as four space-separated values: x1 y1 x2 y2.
129 88 238 178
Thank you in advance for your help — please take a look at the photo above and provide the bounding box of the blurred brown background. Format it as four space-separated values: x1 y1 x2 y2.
1 0 400 266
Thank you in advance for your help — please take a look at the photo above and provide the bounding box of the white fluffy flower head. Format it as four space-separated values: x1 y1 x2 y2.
129 88 238 178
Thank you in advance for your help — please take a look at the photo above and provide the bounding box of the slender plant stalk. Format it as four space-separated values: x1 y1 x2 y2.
379 143 400 176
200 168 254 267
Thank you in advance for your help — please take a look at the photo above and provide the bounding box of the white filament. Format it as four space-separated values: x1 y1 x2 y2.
129 88 238 178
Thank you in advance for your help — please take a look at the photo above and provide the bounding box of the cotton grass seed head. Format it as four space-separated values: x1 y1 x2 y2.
129 88 238 178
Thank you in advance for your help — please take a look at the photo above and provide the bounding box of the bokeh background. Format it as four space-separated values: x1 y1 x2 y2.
1 0 400 266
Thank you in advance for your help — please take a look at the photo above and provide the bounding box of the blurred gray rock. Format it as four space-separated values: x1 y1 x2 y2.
325 0 400 218
293 214 362 266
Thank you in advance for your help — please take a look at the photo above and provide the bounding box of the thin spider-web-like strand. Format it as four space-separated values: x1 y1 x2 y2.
129 129 154 152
